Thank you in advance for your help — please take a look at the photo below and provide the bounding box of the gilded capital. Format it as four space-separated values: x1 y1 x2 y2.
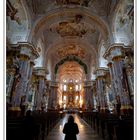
96 67 108 77
96 75 104 80
103 43 125 60
7 67 16 75
112 55 123 62
18 42 39 59
33 67 47 77
19 54 30 60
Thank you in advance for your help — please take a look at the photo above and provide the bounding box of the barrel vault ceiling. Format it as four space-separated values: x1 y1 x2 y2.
8 0 120 81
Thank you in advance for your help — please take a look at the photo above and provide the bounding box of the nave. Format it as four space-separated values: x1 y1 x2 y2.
6 0 134 140
46 114 103 140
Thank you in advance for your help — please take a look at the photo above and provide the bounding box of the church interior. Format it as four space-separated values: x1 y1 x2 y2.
6 0 134 140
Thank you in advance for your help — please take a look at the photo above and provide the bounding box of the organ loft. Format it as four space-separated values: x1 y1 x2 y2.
6 0 134 140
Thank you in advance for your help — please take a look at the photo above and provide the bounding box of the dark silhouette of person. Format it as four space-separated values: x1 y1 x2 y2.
22 110 36 140
63 115 79 140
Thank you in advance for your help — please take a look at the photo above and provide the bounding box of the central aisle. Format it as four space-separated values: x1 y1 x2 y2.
46 114 103 140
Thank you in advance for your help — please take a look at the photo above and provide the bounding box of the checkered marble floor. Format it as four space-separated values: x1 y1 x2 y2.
46 114 103 140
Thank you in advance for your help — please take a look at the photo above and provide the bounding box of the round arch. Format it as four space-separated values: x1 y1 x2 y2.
54 55 88 75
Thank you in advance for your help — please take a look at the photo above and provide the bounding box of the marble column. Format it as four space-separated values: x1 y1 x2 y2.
93 81 97 110
95 80 99 109
6 67 17 103
48 82 58 110
7 52 21 110
83 81 93 111
83 86 88 110
43 80 50 110
124 50 134 107
12 43 39 110
12 54 30 110
107 62 116 97
30 74 38 110
25 61 35 103
125 68 134 106
103 70 114 111
113 56 132 112
95 68 109 111
48 82 53 110
112 56 126 107
33 67 47 110
96 76 106 111
104 43 132 113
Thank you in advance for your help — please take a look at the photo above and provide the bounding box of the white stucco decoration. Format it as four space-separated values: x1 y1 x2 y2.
6 0 29 44
113 0 133 46
91 74 96 80
99 41 108 68
20 46 32 57
34 39 44 67
46 59 52 81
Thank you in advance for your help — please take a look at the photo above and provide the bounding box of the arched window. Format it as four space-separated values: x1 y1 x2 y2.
63 85 67 91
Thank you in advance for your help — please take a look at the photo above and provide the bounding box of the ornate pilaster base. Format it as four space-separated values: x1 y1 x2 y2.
8 107 21 118
120 105 133 115
100 108 106 113
9 106 21 111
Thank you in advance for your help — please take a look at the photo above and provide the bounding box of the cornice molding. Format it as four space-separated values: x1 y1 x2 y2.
103 43 132 60
10 42 39 59
33 67 48 77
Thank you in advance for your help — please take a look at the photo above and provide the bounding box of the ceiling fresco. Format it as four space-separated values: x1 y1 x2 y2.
49 15 96 37
57 44 86 59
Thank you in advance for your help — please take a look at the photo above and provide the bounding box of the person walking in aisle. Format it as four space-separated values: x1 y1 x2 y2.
63 115 79 140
